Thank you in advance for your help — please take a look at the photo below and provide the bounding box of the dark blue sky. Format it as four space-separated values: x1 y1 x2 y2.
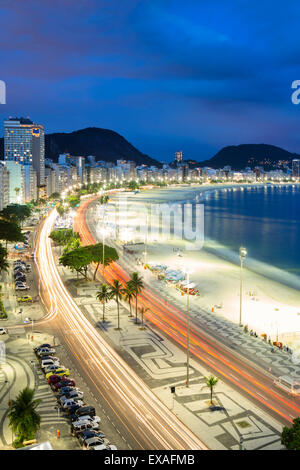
1 0 300 162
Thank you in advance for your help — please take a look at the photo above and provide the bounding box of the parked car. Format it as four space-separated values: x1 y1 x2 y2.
45 368 69 380
74 406 96 419
34 343 51 352
78 430 106 446
62 398 84 409
44 364 63 374
0 327 7 335
14 268 26 275
71 421 100 435
41 359 60 370
52 379 76 390
48 374 64 385
92 445 117 451
26 264 31 272
39 355 59 363
14 263 25 268
74 415 100 425
57 386 79 396
59 391 84 404
65 404 82 416
15 275 26 282
15 284 30 291
38 347 56 356
18 295 33 303
85 437 105 449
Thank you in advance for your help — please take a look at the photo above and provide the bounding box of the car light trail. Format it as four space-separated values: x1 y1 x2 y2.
75 196 300 425
35 208 207 451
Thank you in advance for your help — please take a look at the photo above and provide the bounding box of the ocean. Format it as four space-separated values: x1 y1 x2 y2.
203 185 300 278
130 184 300 289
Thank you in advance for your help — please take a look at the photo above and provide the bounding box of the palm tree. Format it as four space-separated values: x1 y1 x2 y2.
128 272 144 324
139 306 149 329
203 375 219 406
109 279 123 330
0 256 9 274
96 284 112 322
14 187 20 202
123 283 134 317
8 387 41 447
0 243 9 275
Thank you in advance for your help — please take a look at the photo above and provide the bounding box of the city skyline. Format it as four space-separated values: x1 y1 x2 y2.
1 1 300 162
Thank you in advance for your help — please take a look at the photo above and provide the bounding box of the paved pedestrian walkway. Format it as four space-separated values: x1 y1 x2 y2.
112 240 300 382
0 333 79 450
58 257 285 450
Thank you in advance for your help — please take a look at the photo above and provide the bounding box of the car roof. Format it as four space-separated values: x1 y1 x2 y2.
86 437 103 444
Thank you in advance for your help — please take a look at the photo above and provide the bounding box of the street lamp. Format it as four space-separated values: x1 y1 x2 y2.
239 247 247 326
182 267 193 387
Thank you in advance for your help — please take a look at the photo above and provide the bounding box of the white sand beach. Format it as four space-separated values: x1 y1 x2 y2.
98 183 300 351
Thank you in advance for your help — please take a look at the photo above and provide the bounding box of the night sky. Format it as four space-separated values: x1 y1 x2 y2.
1 0 300 162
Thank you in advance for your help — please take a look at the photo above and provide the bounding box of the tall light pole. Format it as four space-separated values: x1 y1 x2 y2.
102 228 105 279
143 213 148 266
186 270 190 387
102 207 108 279
239 247 247 326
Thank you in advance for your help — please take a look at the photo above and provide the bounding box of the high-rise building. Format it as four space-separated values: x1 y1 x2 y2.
23 165 38 202
0 162 10 210
292 159 300 178
175 151 183 164
5 161 25 204
4 117 45 187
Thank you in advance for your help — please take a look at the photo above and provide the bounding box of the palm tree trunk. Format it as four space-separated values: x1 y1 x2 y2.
128 299 132 317
117 298 120 329
103 301 105 322
210 387 213 405
135 294 138 323
94 262 100 280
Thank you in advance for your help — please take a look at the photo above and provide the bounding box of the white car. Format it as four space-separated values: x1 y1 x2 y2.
15 284 30 291
75 415 100 424
0 327 7 335
44 363 62 373
59 391 84 403
41 359 60 369
38 347 56 356
62 398 84 409
93 444 118 451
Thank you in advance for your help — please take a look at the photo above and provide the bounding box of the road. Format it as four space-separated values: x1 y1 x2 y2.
34 208 207 450
75 196 300 426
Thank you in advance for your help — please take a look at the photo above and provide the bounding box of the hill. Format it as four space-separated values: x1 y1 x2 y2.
0 127 160 166
197 144 300 170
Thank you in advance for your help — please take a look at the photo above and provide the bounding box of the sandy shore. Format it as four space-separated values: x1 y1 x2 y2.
101 183 300 351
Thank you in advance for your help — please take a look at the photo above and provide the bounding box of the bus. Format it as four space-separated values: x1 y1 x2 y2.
273 375 300 396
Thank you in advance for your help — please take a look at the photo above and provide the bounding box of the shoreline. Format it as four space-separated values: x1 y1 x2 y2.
104 182 300 348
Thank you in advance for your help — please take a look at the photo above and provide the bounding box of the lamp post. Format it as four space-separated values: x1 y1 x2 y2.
239 247 247 326
143 213 148 266
182 266 193 388
102 208 108 279
186 270 190 387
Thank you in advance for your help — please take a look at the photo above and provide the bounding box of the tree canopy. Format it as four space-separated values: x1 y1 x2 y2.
49 228 80 247
282 417 300 450
8 387 41 448
0 204 32 225
87 243 118 280
59 246 91 279
67 195 81 208
59 243 118 280
0 219 24 247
